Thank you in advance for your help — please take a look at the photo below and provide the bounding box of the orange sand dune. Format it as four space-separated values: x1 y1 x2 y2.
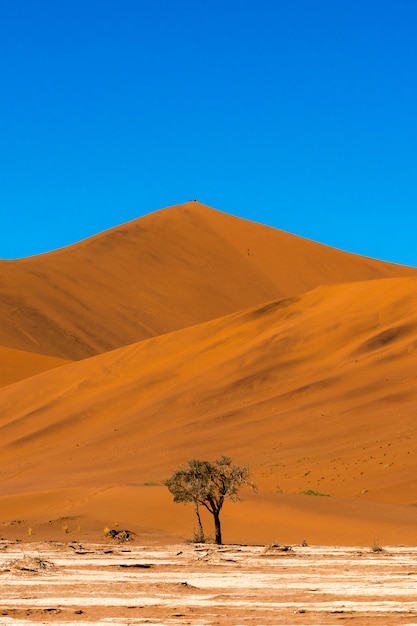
1 202 416 360
0 345 70 388
1 276 417 544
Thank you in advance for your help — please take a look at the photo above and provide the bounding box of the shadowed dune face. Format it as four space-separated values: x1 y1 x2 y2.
1 267 417 544
1 202 417 360
0 346 70 387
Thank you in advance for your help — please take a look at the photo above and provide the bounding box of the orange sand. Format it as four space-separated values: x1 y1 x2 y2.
1 202 417 546
0 345 70 387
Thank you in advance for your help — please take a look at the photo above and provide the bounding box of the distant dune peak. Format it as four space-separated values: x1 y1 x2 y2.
0 202 416 362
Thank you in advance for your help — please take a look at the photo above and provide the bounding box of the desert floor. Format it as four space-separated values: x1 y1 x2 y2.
1 540 417 625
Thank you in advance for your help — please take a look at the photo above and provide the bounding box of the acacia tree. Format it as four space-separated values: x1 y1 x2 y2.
165 456 255 544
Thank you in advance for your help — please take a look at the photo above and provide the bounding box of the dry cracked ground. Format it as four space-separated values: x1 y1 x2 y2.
1 541 417 625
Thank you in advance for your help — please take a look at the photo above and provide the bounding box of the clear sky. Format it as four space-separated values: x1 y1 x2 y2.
1 0 416 264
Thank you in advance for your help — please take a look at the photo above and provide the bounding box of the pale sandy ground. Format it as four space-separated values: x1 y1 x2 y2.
1 540 417 625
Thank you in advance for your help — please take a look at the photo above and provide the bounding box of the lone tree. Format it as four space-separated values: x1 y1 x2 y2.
165 455 255 544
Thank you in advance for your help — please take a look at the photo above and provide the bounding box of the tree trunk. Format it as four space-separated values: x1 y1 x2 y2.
194 502 205 542
213 509 222 545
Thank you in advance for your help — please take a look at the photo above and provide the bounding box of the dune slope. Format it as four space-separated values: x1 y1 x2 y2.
1 276 417 543
1 202 417 360
0 345 70 388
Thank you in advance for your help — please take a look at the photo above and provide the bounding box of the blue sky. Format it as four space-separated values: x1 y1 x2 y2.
1 1 416 264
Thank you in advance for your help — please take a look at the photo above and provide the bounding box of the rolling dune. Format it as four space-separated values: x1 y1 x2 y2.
1 266 417 545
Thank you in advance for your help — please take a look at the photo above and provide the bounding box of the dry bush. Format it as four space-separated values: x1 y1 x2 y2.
371 539 384 553
1 555 55 574
104 528 134 543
